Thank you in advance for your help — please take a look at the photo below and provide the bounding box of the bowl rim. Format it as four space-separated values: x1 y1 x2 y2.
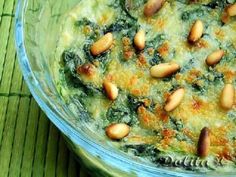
14 0 236 176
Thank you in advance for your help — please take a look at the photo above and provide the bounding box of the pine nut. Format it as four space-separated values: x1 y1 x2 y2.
134 30 146 50
103 81 119 100
150 63 180 78
206 50 224 66
227 3 236 17
91 33 113 56
220 84 235 110
144 0 164 17
188 20 204 43
106 123 130 140
164 88 185 112
221 8 230 24
77 63 96 76
197 127 210 158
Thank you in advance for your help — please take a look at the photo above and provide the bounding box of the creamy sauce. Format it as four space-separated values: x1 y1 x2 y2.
56 0 236 172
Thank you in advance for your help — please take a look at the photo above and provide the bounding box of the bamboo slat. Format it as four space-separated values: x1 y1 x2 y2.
0 0 89 176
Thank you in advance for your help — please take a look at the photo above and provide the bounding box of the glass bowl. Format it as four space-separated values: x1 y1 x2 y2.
15 0 235 176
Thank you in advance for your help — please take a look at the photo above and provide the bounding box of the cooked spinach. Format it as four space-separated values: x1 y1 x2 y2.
190 69 224 93
106 93 158 126
62 49 103 97
122 143 219 171
145 34 165 65
76 18 112 69
149 52 163 66
107 0 141 41
76 17 103 43
169 117 184 131
69 95 91 122
180 58 195 73
77 15 138 69
83 41 110 64
122 144 158 157
176 0 188 4
106 94 139 125
105 17 139 36
107 105 137 125
190 76 207 93
206 68 224 83
57 0 236 172
192 83 206 93
127 95 145 111
120 0 147 19
104 14 139 42
62 50 83 75
206 0 231 9
220 44 236 64
110 0 147 19
181 7 207 21
75 18 100 32
146 34 166 48
228 111 236 123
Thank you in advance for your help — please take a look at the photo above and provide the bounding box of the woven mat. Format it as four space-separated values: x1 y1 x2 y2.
0 0 88 176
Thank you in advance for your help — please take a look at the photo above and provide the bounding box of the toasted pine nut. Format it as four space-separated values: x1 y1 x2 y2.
103 81 118 100
197 127 210 158
221 8 230 24
144 0 164 17
134 30 146 50
77 63 96 76
206 50 224 66
150 63 180 78
164 88 185 112
227 3 236 17
220 84 235 110
91 33 113 56
106 123 130 140
188 20 204 43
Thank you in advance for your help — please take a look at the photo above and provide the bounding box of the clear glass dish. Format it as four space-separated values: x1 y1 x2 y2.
15 0 235 176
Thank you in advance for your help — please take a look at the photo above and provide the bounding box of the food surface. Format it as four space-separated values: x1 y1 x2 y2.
56 0 236 172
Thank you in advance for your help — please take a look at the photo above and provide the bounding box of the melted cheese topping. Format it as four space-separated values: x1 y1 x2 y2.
57 0 236 171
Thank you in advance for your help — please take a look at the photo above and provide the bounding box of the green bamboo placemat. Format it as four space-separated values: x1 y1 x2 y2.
0 0 89 176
